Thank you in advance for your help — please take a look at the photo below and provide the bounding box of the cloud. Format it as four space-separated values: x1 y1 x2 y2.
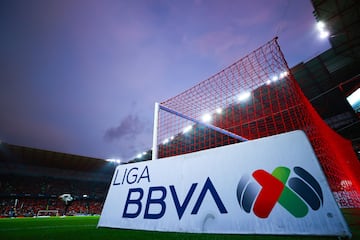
183 28 249 65
103 111 153 160
104 114 145 142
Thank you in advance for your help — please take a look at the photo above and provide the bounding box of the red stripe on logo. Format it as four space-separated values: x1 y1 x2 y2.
252 170 284 218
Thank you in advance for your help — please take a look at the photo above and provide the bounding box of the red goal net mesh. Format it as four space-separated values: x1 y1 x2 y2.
156 38 360 208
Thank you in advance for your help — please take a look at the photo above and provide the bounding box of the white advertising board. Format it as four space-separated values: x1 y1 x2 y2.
98 131 351 237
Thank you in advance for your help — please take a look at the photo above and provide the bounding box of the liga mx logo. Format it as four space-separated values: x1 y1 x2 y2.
237 166 323 218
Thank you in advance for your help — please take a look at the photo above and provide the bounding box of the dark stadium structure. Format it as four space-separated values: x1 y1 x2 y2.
0 142 115 217
295 0 360 149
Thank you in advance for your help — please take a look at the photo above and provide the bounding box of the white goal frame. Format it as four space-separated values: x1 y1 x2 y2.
152 102 248 160
36 210 59 217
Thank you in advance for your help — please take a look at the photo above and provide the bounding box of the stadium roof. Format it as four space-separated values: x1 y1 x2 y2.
292 0 360 144
312 0 360 58
0 141 114 173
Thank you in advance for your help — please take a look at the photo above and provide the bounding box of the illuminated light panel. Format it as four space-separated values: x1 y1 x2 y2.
316 21 330 39
106 158 122 164
272 76 279 82
136 153 142 158
319 30 330 39
347 88 360 111
183 125 193 134
216 108 222 114
266 79 272 85
280 71 288 78
163 136 174 144
347 88 360 105
316 21 326 31
237 92 251 102
202 113 212 123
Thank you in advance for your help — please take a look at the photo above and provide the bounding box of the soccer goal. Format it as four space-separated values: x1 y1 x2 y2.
150 37 360 208
36 210 59 217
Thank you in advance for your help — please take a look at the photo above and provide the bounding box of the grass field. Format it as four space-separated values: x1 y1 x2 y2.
0 209 358 240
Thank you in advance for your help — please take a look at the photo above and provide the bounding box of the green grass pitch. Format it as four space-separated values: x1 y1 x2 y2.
0 209 358 240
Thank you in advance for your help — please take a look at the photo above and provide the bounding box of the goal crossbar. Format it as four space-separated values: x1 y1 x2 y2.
152 103 248 160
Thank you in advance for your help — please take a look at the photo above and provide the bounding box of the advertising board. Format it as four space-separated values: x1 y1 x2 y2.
98 131 351 237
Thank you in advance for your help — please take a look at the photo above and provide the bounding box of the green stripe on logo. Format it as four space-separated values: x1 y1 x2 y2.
272 167 308 218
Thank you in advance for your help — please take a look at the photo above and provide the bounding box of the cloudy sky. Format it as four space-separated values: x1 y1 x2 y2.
0 0 330 161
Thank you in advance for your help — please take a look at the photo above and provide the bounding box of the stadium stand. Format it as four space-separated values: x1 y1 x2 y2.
0 142 115 217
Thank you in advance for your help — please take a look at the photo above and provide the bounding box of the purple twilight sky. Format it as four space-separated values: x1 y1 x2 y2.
0 0 330 161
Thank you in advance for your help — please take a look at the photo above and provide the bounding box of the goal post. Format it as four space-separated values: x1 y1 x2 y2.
152 102 160 160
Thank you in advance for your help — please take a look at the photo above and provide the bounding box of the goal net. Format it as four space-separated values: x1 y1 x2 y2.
152 37 360 208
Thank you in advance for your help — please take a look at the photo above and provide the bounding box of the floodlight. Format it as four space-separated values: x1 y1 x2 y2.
272 76 278 82
170 136 174 140
237 92 251 102
316 21 325 30
316 21 330 39
280 71 288 78
319 30 330 39
266 80 272 85
202 113 212 123
163 138 169 144
183 125 193 134
216 108 222 114
106 158 121 163
136 153 142 158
